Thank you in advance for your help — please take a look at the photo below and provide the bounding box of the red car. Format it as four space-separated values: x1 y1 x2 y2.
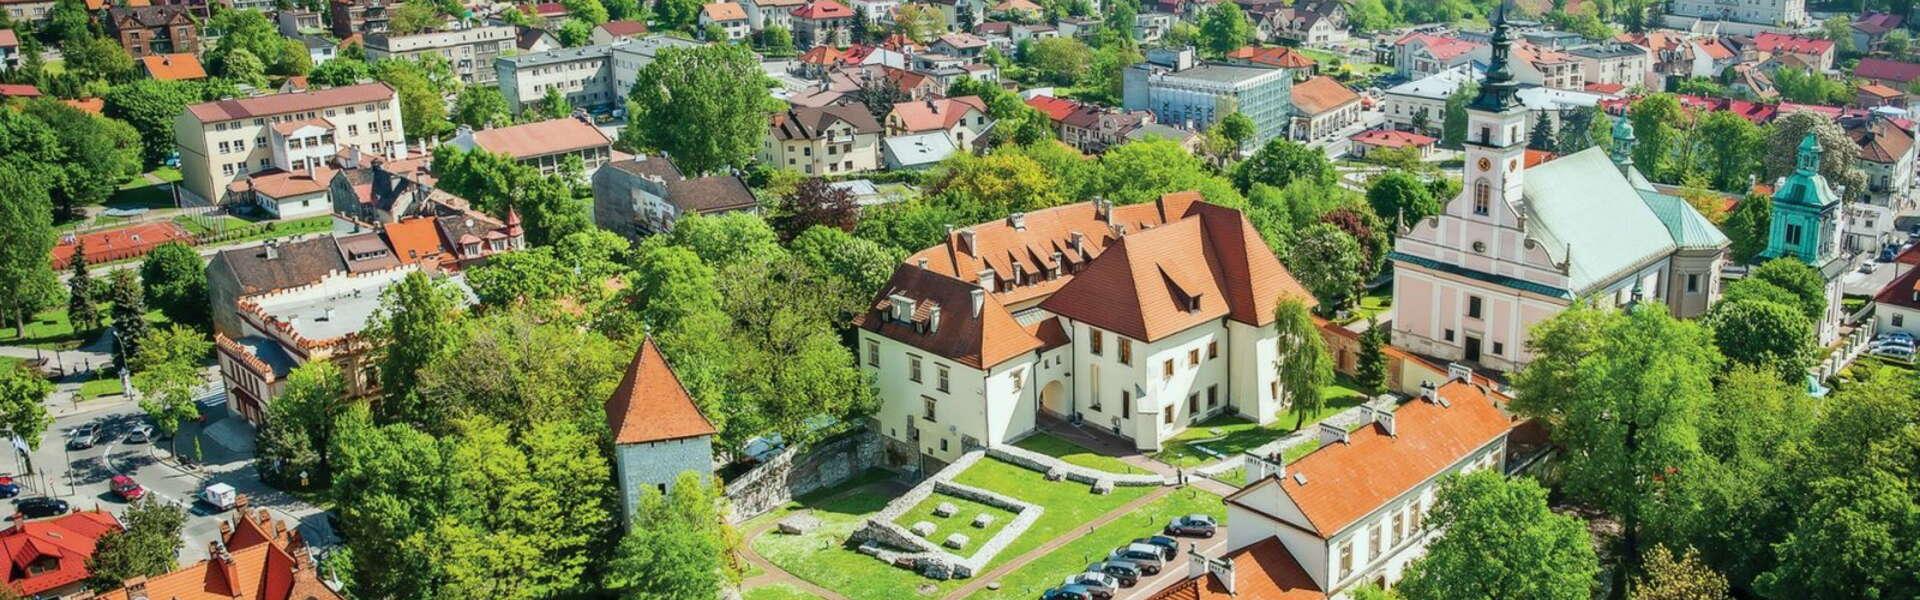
110 475 144 501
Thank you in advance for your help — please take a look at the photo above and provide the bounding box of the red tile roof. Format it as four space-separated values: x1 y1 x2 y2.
1350 128 1435 149
702 1 746 21
606 336 718 444
1857 57 1920 84
383 216 448 267
0 510 120 597
597 19 648 36
466 117 612 160
1229 380 1513 537
62 97 105 115
1395 33 1479 61
235 168 333 199
1225 45 1315 69
91 508 341 600
790 0 852 18
1146 538 1325 600
1290 75 1358 116
0 83 42 98
0 29 17 48
1754 32 1833 56
857 263 1045 369
888 96 986 132
798 44 846 65
1875 253 1920 311
140 52 206 81
187 83 394 122
1024 95 1079 122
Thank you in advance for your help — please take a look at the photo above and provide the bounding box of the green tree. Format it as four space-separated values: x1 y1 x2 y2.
1728 258 1826 323
309 56 374 86
1820 15 1856 54
1512 303 1719 579
539 86 575 119
130 325 211 454
42 0 92 45
627 244 725 338
1774 67 1849 104
1216 111 1255 153
1081 43 1142 104
1703 299 1813 381
563 0 610 23
1347 0 1395 32
1196 1 1251 55
366 271 469 428
0 162 62 336
1272 297 1331 429
63 35 135 84
1529 114 1557 151
656 0 701 29
255 360 349 488
1400 471 1599 600
376 57 455 141
103 79 206 165
20 99 143 219
431 146 592 246
0 364 53 457
106 269 147 372
1629 93 1687 182
452 85 513 129
606 472 736 599
388 0 448 34
1440 79 1478 149
67 242 102 334
415 310 627 432
1632 546 1731 600
84 499 187 590
1366 170 1438 230
1758 469 1920 599
1355 321 1387 395
621 44 774 175
218 47 270 87
1021 37 1093 84
1234 138 1337 193
789 225 903 320
1091 138 1242 206
1763 111 1866 203
1288 223 1366 311
934 151 1066 215
559 18 594 47
1692 110 1765 194
139 242 209 327
760 25 795 55
1722 193 1770 262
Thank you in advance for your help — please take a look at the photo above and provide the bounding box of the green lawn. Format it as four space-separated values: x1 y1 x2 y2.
0 306 170 351
892 493 1018 556
1298 47 1394 76
973 487 1226 600
751 459 1153 599
741 584 817 600
195 215 333 245
1154 378 1367 468
1012 433 1149 475
1339 290 1392 325
79 375 124 399
173 214 255 236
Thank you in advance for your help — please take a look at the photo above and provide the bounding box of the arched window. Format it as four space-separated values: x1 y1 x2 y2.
1473 179 1492 216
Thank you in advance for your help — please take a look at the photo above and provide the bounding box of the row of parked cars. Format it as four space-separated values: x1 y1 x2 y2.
1871 331 1916 363
1040 515 1218 599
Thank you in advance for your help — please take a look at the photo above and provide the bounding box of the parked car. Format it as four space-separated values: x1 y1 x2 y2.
0 476 17 499
1040 584 1095 600
1166 514 1217 537
1879 332 1916 346
1110 544 1165 574
1881 245 1901 262
1065 572 1119 598
13 497 68 519
110 475 144 501
66 423 100 450
123 425 153 444
1132 536 1179 560
1872 338 1916 353
1862 261 1880 274
1086 561 1140 587
1873 345 1916 362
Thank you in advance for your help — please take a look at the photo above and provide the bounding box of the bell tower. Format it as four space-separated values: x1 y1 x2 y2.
1460 3 1531 225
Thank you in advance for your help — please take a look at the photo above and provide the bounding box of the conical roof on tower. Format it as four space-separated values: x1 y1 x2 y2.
606 336 717 445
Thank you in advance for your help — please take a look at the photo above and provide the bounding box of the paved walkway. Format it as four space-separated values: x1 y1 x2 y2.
1035 416 1238 496
942 486 1175 600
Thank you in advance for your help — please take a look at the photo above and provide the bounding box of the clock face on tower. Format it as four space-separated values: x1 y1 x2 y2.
1477 157 1492 171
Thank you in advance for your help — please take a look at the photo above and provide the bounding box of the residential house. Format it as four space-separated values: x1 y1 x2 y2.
884 95 992 152
295 33 340 66
1729 62 1779 100
0 29 16 70
700 2 751 41
854 192 1316 460
990 0 1041 20
449 116 617 176
330 0 390 38
0 0 52 23
1025 94 1156 153
1122 46 1294 146
1871 245 1920 338
592 154 759 237
86 506 345 600
1853 12 1904 53
1134 10 1176 42
227 165 334 220
1858 82 1905 109
1349 128 1436 159
0 510 121 600
742 0 805 31
609 34 705 98
1668 0 1806 28
1268 0 1347 46
173 83 407 205
1615 31 1727 90
927 0 988 31
1390 20 1728 373
1751 32 1834 72
138 52 206 81
848 0 894 22
276 8 325 34
530 2 570 27
1154 376 1514 599
1290 75 1360 143
1566 42 1646 89
1393 33 1481 80
606 336 718 524
1470 38 1582 89
105 5 198 58
1843 113 1917 252
1380 65 1475 134
762 104 884 176
516 25 560 53
1856 57 1920 90
494 43 619 113
364 24 517 84
591 19 650 44
931 32 991 61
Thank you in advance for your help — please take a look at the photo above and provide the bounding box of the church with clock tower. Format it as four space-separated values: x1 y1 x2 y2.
1386 6 1731 373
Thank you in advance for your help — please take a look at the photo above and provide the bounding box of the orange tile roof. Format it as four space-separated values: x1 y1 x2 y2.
799 45 846 65
888 96 986 132
0 510 121 597
702 1 746 21
1350 128 1435 149
791 0 852 19
1290 76 1358 116
1147 538 1325 600
1230 380 1512 537
606 336 718 444
858 263 1046 369
467 117 613 160
383 216 447 266
1225 45 1316 69
91 509 340 600
62 97 105 114
139 52 206 81
1860 82 1904 99
0 29 17 48
236 168 333 199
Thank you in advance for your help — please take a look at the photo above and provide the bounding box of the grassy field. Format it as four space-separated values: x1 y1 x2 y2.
741 585 817 600
0 306 170 351
751 458 1154 599
1340 290 1393 325
973 487 1226 600
892 493 1018 556
78 375 124 399
173 214 257 236
1012 433 1149 475
1155 377 1367 468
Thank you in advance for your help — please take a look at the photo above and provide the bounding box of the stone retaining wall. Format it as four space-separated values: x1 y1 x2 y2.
726 429 888 522
848 451 1044 580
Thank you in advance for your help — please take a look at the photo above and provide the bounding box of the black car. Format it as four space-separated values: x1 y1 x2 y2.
1040 585 1093 600
1166 514 1218 537
1087 561 1140 587
14 497 69 519
1134 535 1180 560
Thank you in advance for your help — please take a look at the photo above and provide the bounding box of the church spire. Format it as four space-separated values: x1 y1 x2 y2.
1610 116 1636 174
1470 1 1522 112
1794 132 1823 176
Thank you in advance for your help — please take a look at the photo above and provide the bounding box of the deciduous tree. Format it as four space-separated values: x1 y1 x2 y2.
1272 297 1331 429
1233 138 1337 194
621 44 775 175
770 177 859 241
606 472 737 599
1763 111 1864 203
1366 170 1438 230
366 272 469 428
1400 471 1599 600
1633 546 1731 600
139 242 208 327
0 162 61 337
0 364 53 456
1703 299 1813 381
1196 1 1251 55
85 499 186 590
1287 223 1366 311
255 360 349 488
130 325 210 454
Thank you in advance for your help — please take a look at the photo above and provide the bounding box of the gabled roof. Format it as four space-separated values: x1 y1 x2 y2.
790 0 852 18
1857 57 1920 83
187 83 395 122
383 216 448 267
597 19 649 36
0 510 120 597
1848 114 1915 164
770 105 883 140
1145 538 1324 600
606 336 718 444
1224 45 1315 69
1855 11 1903 35
1753 32 1833 56
1289 75 1358 116
1023 95 1080 122
0 30 17 48
1519 147 1681 294
888 96 986 132
936 32 990 49
855 263 1045 369
465 117 613 160
702 1 746 21
1350 128 1435 148
90 509 340 600
1228 380 1512 538
1639 190 1731 250
1395 33 1479 61
213 237 349 295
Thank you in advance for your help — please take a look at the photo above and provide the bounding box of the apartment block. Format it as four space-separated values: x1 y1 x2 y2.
173 83 407 204
496 43 619 113
364 24 516 84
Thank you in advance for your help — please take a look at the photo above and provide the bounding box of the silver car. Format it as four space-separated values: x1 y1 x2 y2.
1066 572 1118 598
